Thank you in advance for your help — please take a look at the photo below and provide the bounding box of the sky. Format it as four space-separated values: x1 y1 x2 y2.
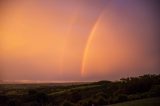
0 0 160 82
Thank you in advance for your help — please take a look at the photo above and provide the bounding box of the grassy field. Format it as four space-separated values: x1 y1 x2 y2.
0 74 159 106
109 97 160 106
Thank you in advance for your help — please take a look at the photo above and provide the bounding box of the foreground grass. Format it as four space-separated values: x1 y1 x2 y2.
49 84 101 95
109 97 160 106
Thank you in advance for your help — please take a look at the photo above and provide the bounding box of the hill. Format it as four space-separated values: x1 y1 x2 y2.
109 97 160 106
0 74 160 106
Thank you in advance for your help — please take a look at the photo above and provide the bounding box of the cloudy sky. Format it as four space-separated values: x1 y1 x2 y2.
0 0 160 82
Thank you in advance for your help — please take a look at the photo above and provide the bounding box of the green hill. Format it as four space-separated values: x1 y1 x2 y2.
109 97 160 106
0 74 159 106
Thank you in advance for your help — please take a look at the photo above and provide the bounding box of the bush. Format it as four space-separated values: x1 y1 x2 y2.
109 94 128 104
27 90 49 105
69 91 82 103
95 96 107 105
128 94 141 100
7 99 22 106
61 100 75 106
36 92 48 103
0 95 8 104
78 98 93 106
148 85 160 97
118 94 128 102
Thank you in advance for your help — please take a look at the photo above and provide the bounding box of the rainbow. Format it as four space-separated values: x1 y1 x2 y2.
58 12 78 73
81 13 104 76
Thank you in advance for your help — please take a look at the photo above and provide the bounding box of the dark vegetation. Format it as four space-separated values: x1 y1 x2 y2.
0 74 160 106
108 97 160 106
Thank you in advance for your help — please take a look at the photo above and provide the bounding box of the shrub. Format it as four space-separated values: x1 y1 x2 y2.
0 95 8 104
7 99 21 106
118 94 128 102
109 94 128 104
78 98 93 106
27 90 49 105
69 91 82 103
128 94 141 100
148 85 160 97
95 96 107 105
36 92 48 103
61 100 75 106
